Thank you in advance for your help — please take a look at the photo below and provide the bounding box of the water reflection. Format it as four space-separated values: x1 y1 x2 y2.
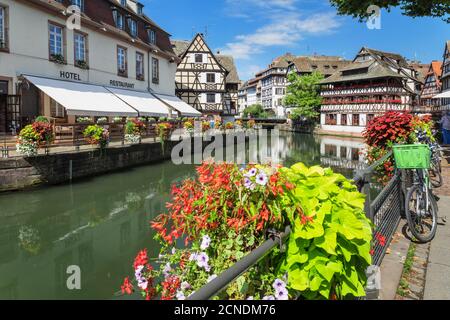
0 132 366 299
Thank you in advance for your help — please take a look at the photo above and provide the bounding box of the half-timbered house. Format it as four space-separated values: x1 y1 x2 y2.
419 61 442 112
172 33 239 118
435 41 450 110
319 47 421 136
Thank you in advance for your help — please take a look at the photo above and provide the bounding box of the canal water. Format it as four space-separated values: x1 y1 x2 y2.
0 132 366 299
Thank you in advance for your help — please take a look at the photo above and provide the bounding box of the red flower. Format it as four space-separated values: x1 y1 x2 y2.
370 249 375 256
133 249 148 269
375 233 386 247
121 277 133 295
161 275 181 300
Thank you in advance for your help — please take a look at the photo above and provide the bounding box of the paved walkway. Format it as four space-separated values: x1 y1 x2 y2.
424 195 450 299
423 146 450 299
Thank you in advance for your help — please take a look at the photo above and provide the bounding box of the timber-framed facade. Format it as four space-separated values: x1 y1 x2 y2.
319 47 421 136
172 33 239 117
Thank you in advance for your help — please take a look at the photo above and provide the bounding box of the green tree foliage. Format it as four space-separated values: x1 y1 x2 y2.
329 0 450 23
243 104 268 119
283 72 324 120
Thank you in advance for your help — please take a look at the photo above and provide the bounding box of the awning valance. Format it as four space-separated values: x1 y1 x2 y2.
433 91 450 99
154 93 202 117
106 87 170 117
24 75 138 117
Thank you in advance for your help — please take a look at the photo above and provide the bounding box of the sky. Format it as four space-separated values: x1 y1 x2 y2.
141 0 449 80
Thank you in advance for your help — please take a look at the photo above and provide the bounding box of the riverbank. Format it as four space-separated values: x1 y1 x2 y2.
0 133 254 192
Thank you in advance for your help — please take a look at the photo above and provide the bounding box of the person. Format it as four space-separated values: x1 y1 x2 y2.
441 111 450 145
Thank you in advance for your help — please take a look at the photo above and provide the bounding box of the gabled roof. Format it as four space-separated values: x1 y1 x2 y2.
320 61 405 84
216 55 240 83
255 53 296 76
288 56 351 75
357 47 409 67
409 62 429 83
171 40 191 57
431 61 443 79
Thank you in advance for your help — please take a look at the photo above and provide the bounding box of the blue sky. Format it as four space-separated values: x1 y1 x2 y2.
142 0 448 80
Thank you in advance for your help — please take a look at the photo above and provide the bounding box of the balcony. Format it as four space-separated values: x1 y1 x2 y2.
321 84 404 97
323 99 403 105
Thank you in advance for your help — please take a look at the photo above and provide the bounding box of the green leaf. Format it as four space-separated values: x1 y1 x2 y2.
289 268 309 291
310 273 323 291
294 216 324 240
314 228 337 255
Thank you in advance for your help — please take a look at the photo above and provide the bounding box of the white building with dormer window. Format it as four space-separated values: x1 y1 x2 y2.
0 0 199 135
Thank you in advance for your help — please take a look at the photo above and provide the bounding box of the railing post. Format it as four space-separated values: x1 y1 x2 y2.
362 172 373 221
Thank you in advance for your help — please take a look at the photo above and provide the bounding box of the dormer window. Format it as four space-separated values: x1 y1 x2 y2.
147 28 156 45
120 0 127 7
71 0 84 12
137 4 143 15
128 18 137 37
112 9 124 30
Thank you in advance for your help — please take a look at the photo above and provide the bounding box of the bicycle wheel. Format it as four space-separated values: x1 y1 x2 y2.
430 159 443 188
405 185 438 243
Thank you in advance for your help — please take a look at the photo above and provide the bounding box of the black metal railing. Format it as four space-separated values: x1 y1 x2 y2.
187 152 403 300
353 151 403 266
188 227 291 300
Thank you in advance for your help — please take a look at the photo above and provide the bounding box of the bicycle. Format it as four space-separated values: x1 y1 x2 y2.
415 129 442 188
393 144 438 243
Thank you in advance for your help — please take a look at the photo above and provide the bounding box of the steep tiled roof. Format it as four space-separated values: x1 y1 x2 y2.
171 40 191 57
216 55 240 83
289 56 351 76
431 61 443 79
320 61 404 84
358 47 409 67
409 62 429 83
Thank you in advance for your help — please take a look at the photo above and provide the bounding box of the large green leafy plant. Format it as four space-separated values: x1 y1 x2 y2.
279 163 372 299
120 162 372 300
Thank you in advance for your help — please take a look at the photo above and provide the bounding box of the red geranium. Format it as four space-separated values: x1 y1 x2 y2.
121 277 133 295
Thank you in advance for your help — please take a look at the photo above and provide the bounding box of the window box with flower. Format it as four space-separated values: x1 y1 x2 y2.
75 59 89 70
50 53 66 64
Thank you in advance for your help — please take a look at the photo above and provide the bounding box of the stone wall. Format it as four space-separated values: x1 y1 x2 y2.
0 134 250 192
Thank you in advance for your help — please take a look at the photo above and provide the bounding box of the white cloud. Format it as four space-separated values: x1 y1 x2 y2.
238 64 264 80
221 13 341 60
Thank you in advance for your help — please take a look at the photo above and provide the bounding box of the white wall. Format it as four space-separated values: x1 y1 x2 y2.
0 0 176 95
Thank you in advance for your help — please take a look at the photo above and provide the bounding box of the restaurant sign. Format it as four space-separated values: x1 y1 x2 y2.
109 80 135 89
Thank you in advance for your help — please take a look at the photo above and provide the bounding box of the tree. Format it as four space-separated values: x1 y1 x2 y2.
243 104 268 119
283 71 324 121
329 0 450 23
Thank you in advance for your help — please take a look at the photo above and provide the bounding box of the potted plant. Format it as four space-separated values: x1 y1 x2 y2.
16 120 54 156
112 117 124 124
125 119 146 144
75 60 89 70
97 117 108 124
83 125 110 149
50 53 65 64
156 122 172 142
225 122 235 131
76 116 92 124
183 120 194 136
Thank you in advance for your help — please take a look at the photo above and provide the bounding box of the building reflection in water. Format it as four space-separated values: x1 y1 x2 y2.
319 136 367 172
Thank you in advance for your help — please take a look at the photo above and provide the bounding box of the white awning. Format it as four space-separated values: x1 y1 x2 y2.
106 87 170 117
433 91 450 99
153 93 202 117
24 75 138 117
